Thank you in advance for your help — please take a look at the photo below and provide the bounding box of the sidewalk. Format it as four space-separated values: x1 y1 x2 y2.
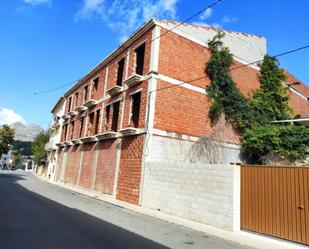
34 172 306 249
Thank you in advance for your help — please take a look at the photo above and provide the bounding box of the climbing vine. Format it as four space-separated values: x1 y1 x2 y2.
205 32 309 163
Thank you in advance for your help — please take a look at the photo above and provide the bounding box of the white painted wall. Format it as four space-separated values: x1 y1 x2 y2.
46 98 65 180
142 161 241 231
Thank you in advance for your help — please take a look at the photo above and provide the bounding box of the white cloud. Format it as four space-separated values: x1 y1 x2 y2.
0 108 27 126
23 0 51 6
76 0 180 42
199 8 212 20
222 15 237 24
193 12 237 29
77 0 105 19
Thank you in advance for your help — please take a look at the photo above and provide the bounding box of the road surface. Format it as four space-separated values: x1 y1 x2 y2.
0 171 248 249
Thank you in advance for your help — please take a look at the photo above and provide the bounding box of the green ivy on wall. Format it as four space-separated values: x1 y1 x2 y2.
205 33 309 163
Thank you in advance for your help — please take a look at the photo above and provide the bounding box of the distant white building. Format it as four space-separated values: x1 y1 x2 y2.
45 97 65 180
22 156 34 172
0 150 13 169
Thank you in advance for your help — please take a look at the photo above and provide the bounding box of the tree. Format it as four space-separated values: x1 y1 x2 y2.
12 151 22 168
32 131 50 165
0 125 15 157
250 55 291 124
12 140 33 156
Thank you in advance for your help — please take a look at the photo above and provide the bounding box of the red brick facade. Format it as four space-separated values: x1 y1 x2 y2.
64 146 81 185
54 20 309 205
155 28 308 142
94 140 117 194
116 135 144 204
56 25 153 204
78 143 96 189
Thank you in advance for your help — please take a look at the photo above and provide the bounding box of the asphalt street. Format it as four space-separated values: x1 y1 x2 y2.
0 171 248 249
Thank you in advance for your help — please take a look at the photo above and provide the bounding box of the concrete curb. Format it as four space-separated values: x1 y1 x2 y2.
33 172 306 249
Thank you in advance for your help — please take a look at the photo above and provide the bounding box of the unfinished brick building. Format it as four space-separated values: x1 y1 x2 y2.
55 19 309 205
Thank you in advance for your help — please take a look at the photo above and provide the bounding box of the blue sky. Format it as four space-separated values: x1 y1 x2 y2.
0 0 308 128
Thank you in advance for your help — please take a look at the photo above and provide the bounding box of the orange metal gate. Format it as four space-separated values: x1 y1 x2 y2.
241 165 309 245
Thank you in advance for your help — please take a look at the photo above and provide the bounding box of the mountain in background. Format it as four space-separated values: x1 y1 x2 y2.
9 122 43 142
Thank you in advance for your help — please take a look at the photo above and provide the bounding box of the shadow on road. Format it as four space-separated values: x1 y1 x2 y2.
0 172 169 249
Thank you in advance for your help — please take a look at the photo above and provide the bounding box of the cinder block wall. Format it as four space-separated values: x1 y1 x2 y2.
147 134 241 164
142 161 241 231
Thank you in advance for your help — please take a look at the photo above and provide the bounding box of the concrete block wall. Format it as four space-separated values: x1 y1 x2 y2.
147 134 241 164
142 161 241 231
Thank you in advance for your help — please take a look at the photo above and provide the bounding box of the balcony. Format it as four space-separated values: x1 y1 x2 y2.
96 131 119 140
63 141 73 146
55 142 65 148
62 114 70 120
71 139 82 145
123 74 142 88
75 105 87 112
80 136 98 143
119 127 138 136
106 85 123 96
119 127 146 137
68 111 77 117
84 99 97 108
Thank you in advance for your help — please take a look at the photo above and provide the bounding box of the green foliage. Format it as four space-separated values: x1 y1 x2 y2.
13 152 22 168
243 125 309 161
209 101 223 123
205 33 308 163
0 125 15 157
250 55 291 124
205 34 253 133
32 131 49 165
12 140 33 156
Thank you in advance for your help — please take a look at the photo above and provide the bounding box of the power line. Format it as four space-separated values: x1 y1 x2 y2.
150 44 309 94
33 79 79 95
33 0 223 95
143 44 309 154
